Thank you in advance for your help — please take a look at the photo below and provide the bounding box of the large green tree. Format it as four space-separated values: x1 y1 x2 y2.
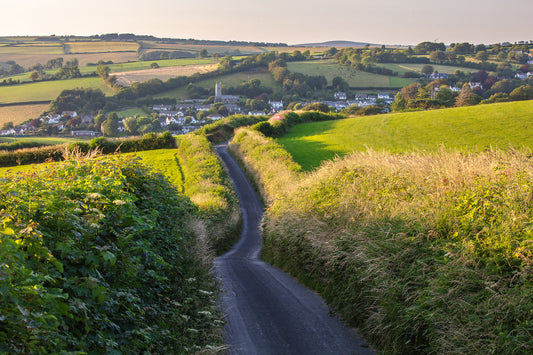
101 113 119 137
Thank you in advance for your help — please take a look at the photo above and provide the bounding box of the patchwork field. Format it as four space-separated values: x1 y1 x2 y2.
114 63 219 86
287 60 414 88
0 103 49 125
278 100 533 170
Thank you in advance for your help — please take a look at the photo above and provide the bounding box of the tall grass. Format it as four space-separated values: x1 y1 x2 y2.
175 134 241 255
232 126 533 353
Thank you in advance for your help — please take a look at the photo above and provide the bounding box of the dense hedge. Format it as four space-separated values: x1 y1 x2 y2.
252 111 344 138
0 155 222 353
0 132 177 167
0 141 49 152
198 114 269 144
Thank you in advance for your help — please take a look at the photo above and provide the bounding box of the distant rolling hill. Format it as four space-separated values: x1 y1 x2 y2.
292 40 378 47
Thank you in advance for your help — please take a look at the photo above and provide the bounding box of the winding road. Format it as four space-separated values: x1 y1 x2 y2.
214 142 374 355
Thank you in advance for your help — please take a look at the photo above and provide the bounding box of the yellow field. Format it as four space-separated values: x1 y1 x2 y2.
0 104 49 126
0 43 64 55
65 41 139 54
114 63 219 86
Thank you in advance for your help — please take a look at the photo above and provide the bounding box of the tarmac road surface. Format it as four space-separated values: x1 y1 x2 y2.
214 142 374 355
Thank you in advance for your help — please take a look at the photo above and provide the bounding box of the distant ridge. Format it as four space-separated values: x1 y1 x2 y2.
292 40 378 47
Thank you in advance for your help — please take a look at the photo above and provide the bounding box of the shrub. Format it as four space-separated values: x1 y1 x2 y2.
0 155 222 353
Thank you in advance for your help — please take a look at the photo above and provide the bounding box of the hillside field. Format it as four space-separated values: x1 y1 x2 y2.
287 60 415 88
379 63 476 75
0 77 115 104
114 63 219 86
155 68 279 100
0 103 49 125
278 100 533 170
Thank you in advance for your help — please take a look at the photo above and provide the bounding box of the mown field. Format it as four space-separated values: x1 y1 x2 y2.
0 77 115 104
114 63 219 86
278 100 533 170
287 60 415 88
0 103 50 125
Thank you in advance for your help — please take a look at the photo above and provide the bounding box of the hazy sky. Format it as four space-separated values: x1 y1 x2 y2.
3 0 532 45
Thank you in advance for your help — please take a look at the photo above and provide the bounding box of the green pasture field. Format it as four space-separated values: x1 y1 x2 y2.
0 77 115 104
155 68 279 100
379 63 476 75
278 100 533 170
287 60 414 88
126 149 183 188
116 108 147 118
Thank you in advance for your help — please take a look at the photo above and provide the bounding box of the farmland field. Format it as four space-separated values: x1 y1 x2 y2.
155 68 279 100
287 60 414 88
0 77 115 104
0 52 140 68
278 100 533 170
116 108 148 118
0 103 49 125
65 41 139 54
0 43 64 55
114 63 219 86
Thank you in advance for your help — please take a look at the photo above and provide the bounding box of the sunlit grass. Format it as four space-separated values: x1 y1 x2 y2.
278 100 533 170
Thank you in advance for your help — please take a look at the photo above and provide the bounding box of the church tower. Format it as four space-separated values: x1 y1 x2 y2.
215 82 222 102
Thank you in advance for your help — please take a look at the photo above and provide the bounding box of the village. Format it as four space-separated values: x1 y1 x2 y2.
0 80 400 137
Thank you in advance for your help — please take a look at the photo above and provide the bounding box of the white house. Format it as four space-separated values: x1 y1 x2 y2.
46 114 62 124
248 111 265 116
334 92 347 100
269 100 284 110
207 114 224 121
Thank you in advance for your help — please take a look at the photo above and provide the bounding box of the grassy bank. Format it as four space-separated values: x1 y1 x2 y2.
134 135 241 255
230 127 533 354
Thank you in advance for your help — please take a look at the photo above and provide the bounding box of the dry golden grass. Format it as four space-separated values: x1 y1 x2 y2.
0 104 48 126
114 63 219 86
65 41 139 54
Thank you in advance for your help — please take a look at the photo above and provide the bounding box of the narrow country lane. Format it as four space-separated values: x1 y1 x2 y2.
214 142 374 355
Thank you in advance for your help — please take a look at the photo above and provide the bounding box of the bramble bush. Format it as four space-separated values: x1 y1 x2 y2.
0 154 222 353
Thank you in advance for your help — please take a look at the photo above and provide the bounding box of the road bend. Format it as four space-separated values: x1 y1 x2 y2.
214 142 374 355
